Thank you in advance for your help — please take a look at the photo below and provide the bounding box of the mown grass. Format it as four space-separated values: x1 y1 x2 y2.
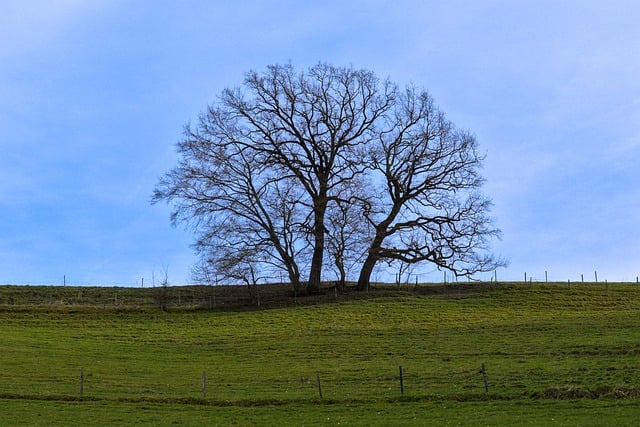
1 283 640 425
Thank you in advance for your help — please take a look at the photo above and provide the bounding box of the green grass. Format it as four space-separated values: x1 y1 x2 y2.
3 399 640 426
1 283 640 425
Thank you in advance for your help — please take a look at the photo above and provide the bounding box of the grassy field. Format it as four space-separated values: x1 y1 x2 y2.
1 282 640 425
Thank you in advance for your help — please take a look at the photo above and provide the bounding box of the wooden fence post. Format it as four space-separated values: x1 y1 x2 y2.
80 367 84 399
202 371 207 397
399 366 404 395
480 363 488 393
316 374 323 399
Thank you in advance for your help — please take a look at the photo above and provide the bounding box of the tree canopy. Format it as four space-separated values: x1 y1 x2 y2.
153 63 504 292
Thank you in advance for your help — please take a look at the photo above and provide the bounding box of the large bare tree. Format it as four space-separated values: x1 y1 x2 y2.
356 87 504 289
154 63 503 293
155 63 395 292
227 64 395 292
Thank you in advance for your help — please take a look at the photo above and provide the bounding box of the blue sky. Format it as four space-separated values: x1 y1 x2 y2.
1 0 639 285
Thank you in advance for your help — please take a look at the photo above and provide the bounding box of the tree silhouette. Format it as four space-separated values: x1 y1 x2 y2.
154 63 504 292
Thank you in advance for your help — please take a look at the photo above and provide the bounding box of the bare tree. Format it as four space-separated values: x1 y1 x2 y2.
156 63 395 293
325 194 372 290
388 259 415 288
357 87 504 290
229 63 395 292
153 265 171 311
193 245 267 299
153 119 307 290
154 63 503 293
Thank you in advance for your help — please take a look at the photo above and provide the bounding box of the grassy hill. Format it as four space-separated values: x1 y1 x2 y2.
1 282 640 425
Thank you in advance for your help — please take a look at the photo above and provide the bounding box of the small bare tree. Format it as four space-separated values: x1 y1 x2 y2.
325 189 372 290
193 245 267 299
153 266 171 311
389 260 415 288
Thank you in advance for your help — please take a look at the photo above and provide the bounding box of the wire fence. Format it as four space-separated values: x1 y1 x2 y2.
2 278 640 310
0 363 517 402
3 360 639 404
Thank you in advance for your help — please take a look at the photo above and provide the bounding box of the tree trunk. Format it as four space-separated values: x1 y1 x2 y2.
307 202 327 293
288 269 301 292
307 241 323 293
357 201 403 290
336 261 346 291
357 254 378 291
356 217 395 290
